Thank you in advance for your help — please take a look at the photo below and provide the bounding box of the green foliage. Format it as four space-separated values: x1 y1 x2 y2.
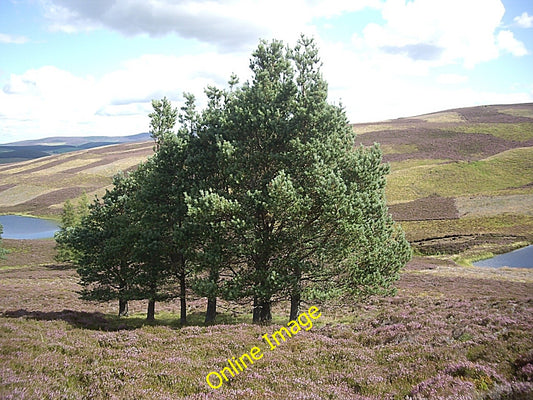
149 96 178 150
187 36 411 322
67 35 411 324
59 173 140 316
54 196 90 263
0 223 8 260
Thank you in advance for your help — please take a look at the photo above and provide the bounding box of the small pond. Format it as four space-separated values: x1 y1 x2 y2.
473 245 533 269
0 215 60 239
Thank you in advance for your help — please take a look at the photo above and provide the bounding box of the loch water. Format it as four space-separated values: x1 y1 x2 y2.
0 215 59 239
473 245 533 269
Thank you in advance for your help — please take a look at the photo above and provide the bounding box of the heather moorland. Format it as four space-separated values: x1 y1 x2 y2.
1 104 532 399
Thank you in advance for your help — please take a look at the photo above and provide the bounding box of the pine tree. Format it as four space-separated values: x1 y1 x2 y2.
63 174 138 316
0 223 8 260
128 98 194 323
54 199 81 263
193 36 411 323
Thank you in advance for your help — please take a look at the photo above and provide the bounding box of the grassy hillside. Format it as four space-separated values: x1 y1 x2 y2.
1 104 531 258
0 142 153 217
354 103 533 261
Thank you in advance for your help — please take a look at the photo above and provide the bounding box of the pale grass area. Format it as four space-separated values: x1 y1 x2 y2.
31 157 102 175
496 106 533 119
381 143 418 155
0 156 56 174
0 185 55 206
82 156 148 176
411 111 465 123
105 145 155 155
446 122 533 141
352 123 411 135
408 262 533 284
388 158 452 173
456 194 533 217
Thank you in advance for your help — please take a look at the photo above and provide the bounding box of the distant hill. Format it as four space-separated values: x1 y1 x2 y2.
0 133 151 164
0 141 153 216
0 104 531 259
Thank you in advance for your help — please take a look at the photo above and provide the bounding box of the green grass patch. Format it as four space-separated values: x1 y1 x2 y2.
496 106 533 119
381 144 418 155
386 147 533 202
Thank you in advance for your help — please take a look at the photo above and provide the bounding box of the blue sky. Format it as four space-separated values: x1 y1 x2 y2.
1 0 532 143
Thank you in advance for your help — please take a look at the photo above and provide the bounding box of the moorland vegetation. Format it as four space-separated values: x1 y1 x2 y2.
1 37 532 400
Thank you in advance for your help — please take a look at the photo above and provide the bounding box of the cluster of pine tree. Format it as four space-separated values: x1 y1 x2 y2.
56 37 411 324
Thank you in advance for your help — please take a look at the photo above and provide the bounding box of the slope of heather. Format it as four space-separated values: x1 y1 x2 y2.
0 141 153 216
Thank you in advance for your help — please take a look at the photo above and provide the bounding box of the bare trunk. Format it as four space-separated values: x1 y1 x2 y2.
179 271 187 326
253 296 260 323
205 297 217 325
253 298 272 325
290 292 300 321
290 266 301 321
118 299 129 317
147 299 155 321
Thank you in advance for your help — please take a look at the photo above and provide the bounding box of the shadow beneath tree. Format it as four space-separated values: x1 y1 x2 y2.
1 309 251 331
2 309 117 330
42 263 77 271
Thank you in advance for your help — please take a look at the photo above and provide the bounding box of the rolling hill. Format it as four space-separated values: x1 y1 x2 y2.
0 103 532 259
354 103 533 259
0 141 154 216
0 133 151 164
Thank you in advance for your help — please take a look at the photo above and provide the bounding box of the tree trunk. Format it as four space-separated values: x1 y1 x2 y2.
253 296 260 323
118 299 129 317
290 266 301 321
179 271 187 326
253 298 272 325
290 292 300 321
205 297 217 325
147 299 155 321
260 301 272 324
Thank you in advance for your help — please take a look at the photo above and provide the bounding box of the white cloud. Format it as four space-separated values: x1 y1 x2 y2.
0 52 253 141
355 0 506 68
0 33 29 44
497 30 528 56
2 0 532 143
514 12 533 28
40 0 379 51
436 74 469 85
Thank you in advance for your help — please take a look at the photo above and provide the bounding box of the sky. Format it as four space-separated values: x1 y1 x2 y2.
0 0 532 144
